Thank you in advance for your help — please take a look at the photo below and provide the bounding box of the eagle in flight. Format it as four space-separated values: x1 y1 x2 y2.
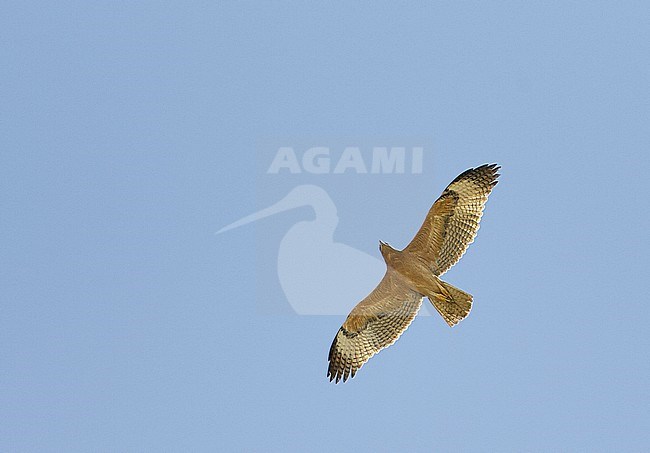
328 164 500 383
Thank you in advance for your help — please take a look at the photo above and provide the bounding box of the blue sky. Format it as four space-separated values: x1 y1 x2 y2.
2 2 649 451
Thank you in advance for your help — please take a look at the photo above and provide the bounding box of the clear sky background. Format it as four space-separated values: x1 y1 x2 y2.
2 2 650 452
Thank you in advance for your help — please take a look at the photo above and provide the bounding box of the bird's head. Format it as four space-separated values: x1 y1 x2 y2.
378 240 395 260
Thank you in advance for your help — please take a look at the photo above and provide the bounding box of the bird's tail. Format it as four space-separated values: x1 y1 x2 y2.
427 280 473 327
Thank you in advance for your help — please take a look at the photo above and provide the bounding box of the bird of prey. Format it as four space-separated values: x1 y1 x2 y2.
327 163 500 383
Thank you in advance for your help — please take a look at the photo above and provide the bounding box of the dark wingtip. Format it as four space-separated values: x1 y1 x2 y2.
327 357 355 384
327 364 357 384
479 163 500 185
450 163 500 186
481 163 501 173
327 328 356 384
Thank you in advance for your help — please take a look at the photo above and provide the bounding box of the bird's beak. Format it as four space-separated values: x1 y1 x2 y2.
216 193 301 234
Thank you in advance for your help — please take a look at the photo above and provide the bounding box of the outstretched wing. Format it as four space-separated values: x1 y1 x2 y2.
405 164 500 276
327 268 423 383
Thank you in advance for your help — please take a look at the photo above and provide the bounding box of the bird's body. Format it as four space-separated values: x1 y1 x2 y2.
328 164 500 383
379 243 444 295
